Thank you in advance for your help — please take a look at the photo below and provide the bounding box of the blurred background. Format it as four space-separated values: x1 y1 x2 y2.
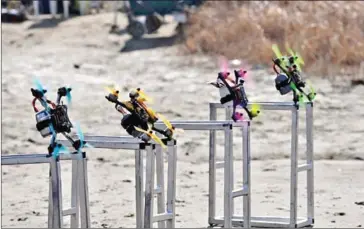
1 0 364 228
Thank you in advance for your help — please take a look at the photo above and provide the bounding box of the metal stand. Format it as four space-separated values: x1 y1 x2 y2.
1 152 90 228
209 102 314 228
155 120 251 228
60 137 178 228
69 120 251 228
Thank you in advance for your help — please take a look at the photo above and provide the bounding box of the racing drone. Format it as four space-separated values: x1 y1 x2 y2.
210 69 260 122
105 86 183 148
31 79 90 157
272 44 316 105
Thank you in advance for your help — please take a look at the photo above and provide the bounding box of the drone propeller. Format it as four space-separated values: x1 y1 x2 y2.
136 88 153 103
34 78 47 95
105 84 120 97
272 44 289 71
306 80 317 101
52 143 69 158
134 126 167 149
285 44 305 72
65 87 72 106
157 113 184 135
74 121 93 153
219 56 230 78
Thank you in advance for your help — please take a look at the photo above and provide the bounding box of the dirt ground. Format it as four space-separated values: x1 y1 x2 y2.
1 12 364 228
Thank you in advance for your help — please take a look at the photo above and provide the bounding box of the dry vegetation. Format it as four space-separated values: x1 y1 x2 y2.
184 1 364 76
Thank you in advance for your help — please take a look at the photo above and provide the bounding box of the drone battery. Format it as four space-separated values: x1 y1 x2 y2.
275 74 292 95
220 94 234 104
35 110 52 137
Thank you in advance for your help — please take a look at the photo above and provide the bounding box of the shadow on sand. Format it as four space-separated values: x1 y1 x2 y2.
120 33 181 52
28 17 67 29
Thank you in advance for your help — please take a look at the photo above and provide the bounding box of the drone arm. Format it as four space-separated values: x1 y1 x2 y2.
56 94 63 105
218 73 235 95
61 132 75 144
115 104 127 114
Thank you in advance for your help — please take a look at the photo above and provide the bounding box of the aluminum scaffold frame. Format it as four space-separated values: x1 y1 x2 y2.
59 137 177 228
209 102 314 228
1 152 90 228
69 120 252 229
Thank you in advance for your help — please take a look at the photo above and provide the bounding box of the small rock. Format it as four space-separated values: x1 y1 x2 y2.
32 211 40 216
357 225 362 227
188 171 194 175
122 179 132 183
102 210 107 214
17 217 28 221
185 152 189 156
331 220 336 223
334 212 346 216
355 201 364 206
10 219 14 221
74 64 81 69
262 167 276 172
97 157 106 162
27 138 36 143
124 213 134 218
101 223 108 228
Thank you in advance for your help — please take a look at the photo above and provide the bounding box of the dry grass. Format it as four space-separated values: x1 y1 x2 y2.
184 1 364 76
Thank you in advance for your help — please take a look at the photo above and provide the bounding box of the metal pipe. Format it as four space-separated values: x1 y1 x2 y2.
166 140 177 228
79 153 91 228
1 153 80 165
242 122 251 228
290 107 299 227
306 103 314 222
143 145 155 228
70 159 79 228
210 102 306 111
135 149 144 228
223 124 233 228
208 104 217 224
156 145 166 228
59 140 152 150
50 156 63 228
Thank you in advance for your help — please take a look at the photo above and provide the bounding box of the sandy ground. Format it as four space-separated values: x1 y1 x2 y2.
1 12 364 228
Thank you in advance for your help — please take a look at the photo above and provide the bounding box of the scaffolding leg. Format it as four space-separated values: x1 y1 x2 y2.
135 149 144 228
79 153 91 228
223 125 233 228
156 146 166 228
242 122 251 228
166 141 177 228
70 158 80 228
50 156 63 228
144 145 156 228
306 103 314 223
208 104 217 225
290 108 299 227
